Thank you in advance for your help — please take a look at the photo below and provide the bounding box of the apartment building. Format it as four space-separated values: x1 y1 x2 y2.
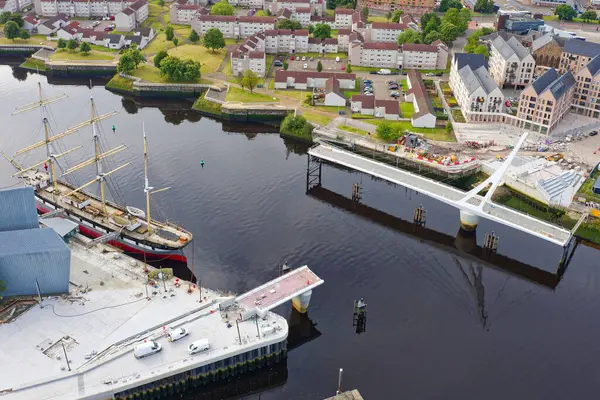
558 39 600 75
356 0 434 16
400 42 448 70
114 7 135 29
405 70 436 128
308 37 339 53
265 0 325 17
531 33 564 70
370 22 404 43
337 28 351 51
351 42 399 68
231 37 267 78
36 14 68 34
334 7 354 28
36 0 146 17
3 0 33 11
264 29 309 54
274 70 356 90
231 0 263 7
192 15 275 38
237 16 276 36
169 4 202 25
489 35 535 88
449 53 505 122
292 6 311 26
517 68 576 134
22 15 42 31
572 54 600 119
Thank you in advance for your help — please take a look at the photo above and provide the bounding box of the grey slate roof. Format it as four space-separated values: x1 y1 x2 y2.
458 65 499 96
108 34 123 44
532 33 561 52
537 170 581 204
585 54 600 77
563 39 600 57
530 68 575 100
453 53 487 72
39 217 78 237
0 187 38 232
491 35 530 61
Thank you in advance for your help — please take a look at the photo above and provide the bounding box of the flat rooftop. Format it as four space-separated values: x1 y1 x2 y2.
0 240 289 400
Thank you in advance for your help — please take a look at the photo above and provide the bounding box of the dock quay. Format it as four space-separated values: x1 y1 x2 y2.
0 238 323 399
324 390 364 400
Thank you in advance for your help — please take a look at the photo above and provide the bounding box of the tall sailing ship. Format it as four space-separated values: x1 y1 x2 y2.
3 81 192 262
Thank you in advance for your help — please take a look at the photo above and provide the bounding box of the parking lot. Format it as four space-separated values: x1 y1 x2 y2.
287 56 347 73
74 19 117 33
357 74 404 101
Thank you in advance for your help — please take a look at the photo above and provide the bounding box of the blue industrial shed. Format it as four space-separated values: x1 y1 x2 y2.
593 177 600 195
0 228 71 297
0 187 38 232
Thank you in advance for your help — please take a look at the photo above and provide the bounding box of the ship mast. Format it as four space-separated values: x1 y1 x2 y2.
143 124 170 235
11 78 77 194
62 86 128 217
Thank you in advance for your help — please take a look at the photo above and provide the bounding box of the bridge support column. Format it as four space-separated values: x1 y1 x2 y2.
306 156 322 192
459 210 480 231
292 290 312 314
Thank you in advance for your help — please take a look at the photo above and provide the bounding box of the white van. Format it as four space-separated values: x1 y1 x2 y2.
133 340 162 359
167 327 188 342
335 56 340 63
188 339 210 355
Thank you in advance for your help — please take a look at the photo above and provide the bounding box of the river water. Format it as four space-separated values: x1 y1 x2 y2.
2 62 600 400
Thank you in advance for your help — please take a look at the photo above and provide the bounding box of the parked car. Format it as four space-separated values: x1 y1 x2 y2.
400 71 407 75
335 56 340 62
339 110 346 115
301 56 306 61
590 131 598 136
290 56 294 60
387 80 397 85
303 63 308 69
274 60 283 67
388 84 398 89
390 91 399 96
425 72 434 76
341 66 345 70
363 79 372 84
365 92 374 96
370 71 379 75
435 72 443 76
104 27 112 32
92 21 100 27
109 15 115 20
505 100 511 107
309 57 314 61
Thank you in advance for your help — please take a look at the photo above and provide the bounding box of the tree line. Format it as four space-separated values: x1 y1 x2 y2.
397 9 471 46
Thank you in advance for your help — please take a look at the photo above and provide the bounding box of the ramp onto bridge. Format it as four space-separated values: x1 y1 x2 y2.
308 143 572 246
235 266 323 319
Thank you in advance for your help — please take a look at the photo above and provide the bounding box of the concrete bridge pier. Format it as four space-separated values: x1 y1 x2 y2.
292 290 312 313
455 228 477 253
459 210 480 231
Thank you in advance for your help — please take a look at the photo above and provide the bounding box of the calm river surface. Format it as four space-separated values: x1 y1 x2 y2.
2 62 600 400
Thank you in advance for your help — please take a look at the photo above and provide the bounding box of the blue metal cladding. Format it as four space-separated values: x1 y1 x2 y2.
0 228 71 297
0 187 38 232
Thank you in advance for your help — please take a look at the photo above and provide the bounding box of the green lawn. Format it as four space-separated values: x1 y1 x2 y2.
174 26 193 38
344 90 360 99
400 79 408 92
49 49 114 61
451 109 466 122
0 37 55 46
89 44 118 53
296 52 346 60
225 87 278 103
338 124 369 136
302 111 332 126
365 119 455 141
19 58 47 71
130 64 210 84
368 16 389 23
106 74 134 91
400 102 414 118
167 45 226 73
162 14 170 24
224 38 240 45
349 66 381 72
577 169 600 202
145 33 176 54
275 89 307 100
311 105 346 114
325 9 334 17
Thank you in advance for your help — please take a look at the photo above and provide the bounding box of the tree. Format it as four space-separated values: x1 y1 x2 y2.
308 24 314 34
473 44 489 58
67 39 78 50
203 27 225 52
80 41 91 54
317 60 322 72
420 12 440 31
283 61 289 70
189 29 199 43
423 19 440 36
159 56 201 81
312 23 331 39
241 69 259 93
173 37 179 46
265 8 271 16
118 53 136 74
424 31 442 44
386 11 392 22
158 0 164 5
440 22 459 43
554 4 577 21
154 50 168 67
464 27 493 52
0 11 11 24
376 122 400 141
391 10 404 23
280 114 313 141
474 0 494 13
0 12 24 27
165 24 174 41
361 6 368 21
3 21 20 41
580 10 598 21
210 0 234 16
397 29 421 45
438 0 462 12
346 63 352 73
19 29 30 40
442 8 470 34
57 38 67 49
128 43 145 67
277 19 302 30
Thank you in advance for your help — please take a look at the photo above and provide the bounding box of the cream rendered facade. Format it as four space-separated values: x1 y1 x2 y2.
193 16 235 37
572 55 600 119
489 36 535 88
334 9 353 28
292 9 311 26
264 30 309 54
37 0 142 17
236 19 276 37
169 4 199 24
370 24 403 43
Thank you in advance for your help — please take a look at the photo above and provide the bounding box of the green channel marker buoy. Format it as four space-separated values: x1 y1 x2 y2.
200 159 204 168
112 125 116 133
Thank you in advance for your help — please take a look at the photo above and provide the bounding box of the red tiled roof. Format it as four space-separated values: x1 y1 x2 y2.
375 99 399 115
276 8 292 18
176 4 200 10
308 37 319 43
294 29 308 36
335 7 354 14
248 51 264 59
295 6 310 12
199 15 235 22
406 70 434 119
265 29 278 36
278 29 291 34
276 0 310 3
337 28 351 35
363 42 398 50
351 94 375 109
372 22 404 30
237 16 276 23
274 70 356 83
24 15 38 24
120 7 135 15
324 38 337 44
402 43 437 53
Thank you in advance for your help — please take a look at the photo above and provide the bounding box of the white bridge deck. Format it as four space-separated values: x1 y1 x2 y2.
309 143 572 246
235 266 323 318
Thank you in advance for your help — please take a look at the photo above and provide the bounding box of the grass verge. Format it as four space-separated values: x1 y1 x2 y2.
400 102 414 118
49 49 114 61
365 119 455 141
338 124 369 136
106 74 135 92
192 96 223 116
20 57 46 71
302 111 331 126
225 87 278 103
